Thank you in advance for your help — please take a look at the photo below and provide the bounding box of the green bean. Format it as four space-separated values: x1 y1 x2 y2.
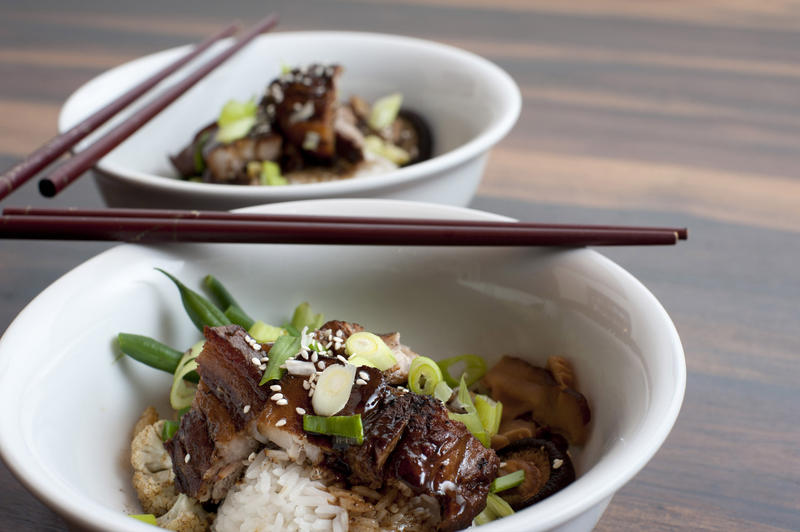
203 274 254 325
117 333 199 383
224 305 255 329
156 269 230 332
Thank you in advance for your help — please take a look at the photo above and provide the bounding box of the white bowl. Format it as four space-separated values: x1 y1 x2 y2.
0 199 685 531
58 32 521 210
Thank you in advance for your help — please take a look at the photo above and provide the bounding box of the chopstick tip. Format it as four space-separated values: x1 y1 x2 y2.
38 179 57 198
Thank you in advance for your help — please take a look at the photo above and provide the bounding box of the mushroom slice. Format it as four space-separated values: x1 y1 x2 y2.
391 109 433 164
481 356 591 445
495 437 575 510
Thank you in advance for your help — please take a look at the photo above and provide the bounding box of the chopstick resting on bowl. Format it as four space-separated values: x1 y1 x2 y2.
0 207 687 246
0 21 242 202
0 14 279 202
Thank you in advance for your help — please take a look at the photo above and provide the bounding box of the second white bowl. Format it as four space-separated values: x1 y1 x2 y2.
59 32 521 210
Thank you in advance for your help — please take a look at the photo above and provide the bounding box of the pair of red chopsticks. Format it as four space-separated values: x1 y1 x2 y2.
0 14 687 247
0 14 278 200
0 207 687 246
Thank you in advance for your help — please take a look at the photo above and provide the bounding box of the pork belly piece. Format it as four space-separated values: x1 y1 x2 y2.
388 393 500 532
204 133 282 184
342 382 414 489
379 331 420 385
166 325 325 502
266 64 342 160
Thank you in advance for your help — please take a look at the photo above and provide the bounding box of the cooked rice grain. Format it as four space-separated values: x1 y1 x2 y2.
214 450 439 532
214 450 347 532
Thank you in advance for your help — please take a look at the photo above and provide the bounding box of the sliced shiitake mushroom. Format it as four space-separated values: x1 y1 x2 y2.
482 356 591 445
496 437 575 510
392 109 433 164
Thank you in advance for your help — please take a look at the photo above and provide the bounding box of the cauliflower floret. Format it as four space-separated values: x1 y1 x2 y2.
156 494 212 532
130 410 178 515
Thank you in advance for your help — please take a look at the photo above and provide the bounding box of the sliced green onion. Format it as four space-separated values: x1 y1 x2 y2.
449 412 490 447
438 354 487 388
347 355 377 368
473 509 493 526
486 492 515 518
259 334 301 385
248 321 285 343
129 513 158 525
434 380 453 403
157 269 230 332
283 323 301 337
170 341 203 410
449 375 489 447
290 302 325 332
217 117 256 144
345 332 396 371
408 356 443 395
215 97 259 144
312 364 356 416
218 98 258 127
473 492 515 526
490 470 525 493
303 414 364 444
368 93 403 130
475 394 503 439
364 135 410 165
260 160 288 186
161 420 179 442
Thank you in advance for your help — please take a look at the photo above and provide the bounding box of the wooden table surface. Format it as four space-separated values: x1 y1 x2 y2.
1 1 798 530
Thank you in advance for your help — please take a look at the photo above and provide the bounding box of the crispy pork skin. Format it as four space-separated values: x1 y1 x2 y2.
389 393 500 532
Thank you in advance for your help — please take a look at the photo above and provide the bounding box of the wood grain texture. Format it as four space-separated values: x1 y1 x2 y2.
0 1 797 531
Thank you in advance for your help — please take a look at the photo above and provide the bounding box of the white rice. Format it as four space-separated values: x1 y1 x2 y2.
214 450 348 532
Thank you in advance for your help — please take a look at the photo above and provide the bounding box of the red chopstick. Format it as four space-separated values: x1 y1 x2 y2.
2 206 689 240
37 13 279 198
0 22 240 202
0 210 683 246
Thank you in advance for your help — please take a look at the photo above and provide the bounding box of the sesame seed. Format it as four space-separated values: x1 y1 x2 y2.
270 384 282 392
356 379 367 386
261 357 269 362
317 361 326 370
184 454 191 463
243 405 251 414
296 407 306 415
311 352 319 363
302 380 311 390
251 357 261 366
276 418 287 427
271 393 284 401
335 330 344 338
253 344 262 351
337 355 348 364
358 370 370 380
553 459 564 470
276 399 288 406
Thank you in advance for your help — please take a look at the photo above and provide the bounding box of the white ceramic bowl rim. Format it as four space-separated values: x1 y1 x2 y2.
0 199 685 531
58 32 522 199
